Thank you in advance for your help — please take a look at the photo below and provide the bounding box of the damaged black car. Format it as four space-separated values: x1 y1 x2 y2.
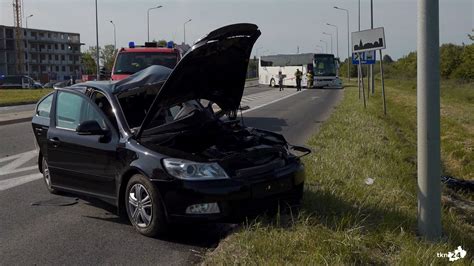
31 23 310 237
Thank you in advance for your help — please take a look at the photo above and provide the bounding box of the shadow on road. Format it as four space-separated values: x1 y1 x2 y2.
76 195 236 248
241 117 288 132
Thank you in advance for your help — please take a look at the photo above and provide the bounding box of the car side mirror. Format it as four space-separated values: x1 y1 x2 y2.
77 120 108 136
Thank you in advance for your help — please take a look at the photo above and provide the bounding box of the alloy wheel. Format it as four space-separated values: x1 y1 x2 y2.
128 184 153 228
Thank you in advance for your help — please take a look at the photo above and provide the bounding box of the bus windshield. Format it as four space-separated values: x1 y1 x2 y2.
313 55 336 77
113 52 178 74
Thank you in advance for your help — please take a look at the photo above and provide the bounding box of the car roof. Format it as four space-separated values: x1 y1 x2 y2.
68 65 172 95
119 47 178 53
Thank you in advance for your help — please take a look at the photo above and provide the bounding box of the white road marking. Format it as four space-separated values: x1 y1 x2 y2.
0 173 42 191
1 165 38 176
242 90 305 114
0 150 37 172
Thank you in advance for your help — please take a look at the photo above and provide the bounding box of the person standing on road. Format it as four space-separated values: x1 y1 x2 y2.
295 69 303 91
306 70 313 89
278 70 285 91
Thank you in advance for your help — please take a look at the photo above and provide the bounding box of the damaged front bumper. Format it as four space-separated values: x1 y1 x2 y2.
154 160 305 223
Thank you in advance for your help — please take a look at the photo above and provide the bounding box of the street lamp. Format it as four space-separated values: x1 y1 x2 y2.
326 23 339 58
255 46 263 58
147 4 163 42
110 20 116 49
334 6 350 81
320 40 328 53
315 45 324 53
26 14 33 29
323 32 333 55
183 19 192 44
95 0 100 80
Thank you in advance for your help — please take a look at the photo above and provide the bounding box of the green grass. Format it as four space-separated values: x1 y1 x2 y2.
0 88 53 106
204 79 474 265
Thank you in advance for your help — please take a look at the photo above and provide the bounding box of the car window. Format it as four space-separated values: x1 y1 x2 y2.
37 93 53 118
56 91 106 131
92 91 118 129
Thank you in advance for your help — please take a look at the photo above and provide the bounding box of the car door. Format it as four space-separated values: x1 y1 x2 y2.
46 89 119 198
32 93 54 154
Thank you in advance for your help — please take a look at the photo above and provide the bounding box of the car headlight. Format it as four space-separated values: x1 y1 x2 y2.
162 158 229 180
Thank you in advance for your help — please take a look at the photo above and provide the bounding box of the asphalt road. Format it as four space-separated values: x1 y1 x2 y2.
0 85 342 264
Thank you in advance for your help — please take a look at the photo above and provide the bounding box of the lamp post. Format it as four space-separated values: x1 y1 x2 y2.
320 40 328 53
183 19 192 44
334 6 350 81
326 23 339 58
255 46 263 58
95 0 100 80
26 14 33 29
110 20 116 49
147 4 163 42
323 32 333 54
316 45 324 53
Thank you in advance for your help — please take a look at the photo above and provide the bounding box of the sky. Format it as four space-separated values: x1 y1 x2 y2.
1 0 473 60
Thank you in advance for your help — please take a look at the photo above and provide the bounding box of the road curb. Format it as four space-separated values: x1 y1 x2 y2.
0 117 31 126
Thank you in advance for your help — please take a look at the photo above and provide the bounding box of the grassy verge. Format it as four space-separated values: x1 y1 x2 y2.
0 88 53 106
204 79 473 264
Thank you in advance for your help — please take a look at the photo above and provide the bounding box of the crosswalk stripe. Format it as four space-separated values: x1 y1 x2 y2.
0 173 42 191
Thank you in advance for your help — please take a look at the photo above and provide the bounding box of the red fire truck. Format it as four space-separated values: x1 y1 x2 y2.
111 41 181 81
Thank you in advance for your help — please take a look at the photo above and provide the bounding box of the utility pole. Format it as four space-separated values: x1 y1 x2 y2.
417 0 442 240
147 5 163 42
320 40 328 53
323 32 333 55
95 0 100 80
326 23 339 58
183 19 192 44
370 0 375 94
334 6 350 81
110 20 116 49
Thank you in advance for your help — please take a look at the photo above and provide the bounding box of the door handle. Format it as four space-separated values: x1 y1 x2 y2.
48 137 61 147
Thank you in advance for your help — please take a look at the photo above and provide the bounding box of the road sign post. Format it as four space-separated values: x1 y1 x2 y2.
358 52 366 108
417 0 441 240
352 27 386 113
379 50 386 115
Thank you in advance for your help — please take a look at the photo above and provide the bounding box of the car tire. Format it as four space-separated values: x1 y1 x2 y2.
42 157 58 194
125 174 168 237
270 78 275 87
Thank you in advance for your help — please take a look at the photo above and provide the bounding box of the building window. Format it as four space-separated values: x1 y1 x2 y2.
56 66 59 71
61 55 65 61
54 44 58 50
62 66 66 72
39 32 44 37
61 44 65 50
48 44 51 50
48 33 51 38
60 34 64 39
48 54 52 60
31 31 36 37
68 55 72 61
55 55 59 60
41 65 46 72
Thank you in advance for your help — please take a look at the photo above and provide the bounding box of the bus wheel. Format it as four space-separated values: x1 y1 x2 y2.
270 79 275 87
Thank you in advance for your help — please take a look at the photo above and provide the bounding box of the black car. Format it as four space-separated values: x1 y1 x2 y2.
32 23 310 237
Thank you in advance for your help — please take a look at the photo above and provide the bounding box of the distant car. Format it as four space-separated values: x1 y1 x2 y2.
32 23 309 237
0 75 42 89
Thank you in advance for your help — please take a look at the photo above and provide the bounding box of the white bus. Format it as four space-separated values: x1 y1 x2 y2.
258 53 342 88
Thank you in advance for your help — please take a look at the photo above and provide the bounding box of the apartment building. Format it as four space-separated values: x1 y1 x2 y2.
0 25 83 83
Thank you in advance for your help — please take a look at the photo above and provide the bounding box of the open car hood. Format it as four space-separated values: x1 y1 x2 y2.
137 23 261 137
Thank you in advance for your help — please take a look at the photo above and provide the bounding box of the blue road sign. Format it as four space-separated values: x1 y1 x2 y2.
352 51 376 65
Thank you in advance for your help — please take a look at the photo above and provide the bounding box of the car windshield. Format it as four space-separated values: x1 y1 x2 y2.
313 56 336 77
113 52 178 74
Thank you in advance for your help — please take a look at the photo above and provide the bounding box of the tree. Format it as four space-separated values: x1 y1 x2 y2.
383 54 394 63
439 43 463 78
81 47 97 75
100 44 117 71
468 29 474 41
